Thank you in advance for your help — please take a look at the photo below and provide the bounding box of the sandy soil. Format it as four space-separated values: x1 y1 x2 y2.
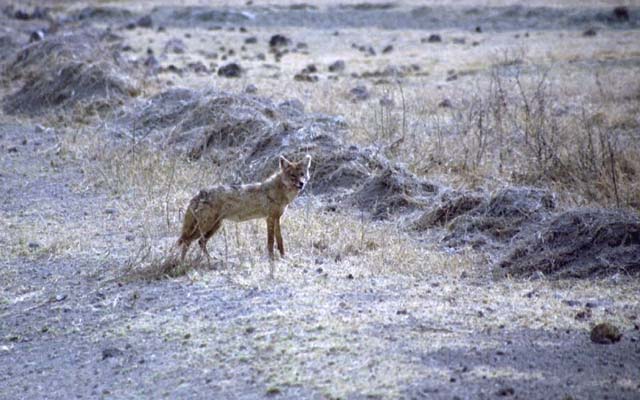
1 1 639 399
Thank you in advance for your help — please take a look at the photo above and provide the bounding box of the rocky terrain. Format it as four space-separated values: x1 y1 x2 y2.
1 1 639 399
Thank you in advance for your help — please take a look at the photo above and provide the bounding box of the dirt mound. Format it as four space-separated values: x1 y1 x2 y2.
3 30 138 115
442 187 555 248
413 192 484 230
353 167 438 219
497 209 640 278
110 87 437 216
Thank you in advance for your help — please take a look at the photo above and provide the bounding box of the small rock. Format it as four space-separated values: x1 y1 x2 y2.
244 84 258 94
575 309 592 321
583 28 597 37
101 347 123 360
591 323 622 344
7 147 18 153
475 26 482 33
382 44 394 53
438 99 452 108
612 6 630 22
13 9 31 20
266 386 281 396
188 61 208 73
328 60 346 73
125 234 135 242
349 85 370 102
137 15 153 28
396 309 408 315
104 208 117 215
302 64 317 73
269 34 290 48
315 267 323 273
164 38 187 54
496 387 515 396
347 273 354 280
28 242 40 249
244 36 258 44
55 294 67 302
29 30 44 43
293 73 318 82
563 300 581 307
217 63 242 78
425 34 442 43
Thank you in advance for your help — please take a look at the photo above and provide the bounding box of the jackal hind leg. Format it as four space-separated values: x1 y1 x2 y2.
198 220 221 265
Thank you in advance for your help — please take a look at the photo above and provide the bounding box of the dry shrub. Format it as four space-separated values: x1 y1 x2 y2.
120 243 212 281
498 208 640 278
3 30 138 115
416 56 640 210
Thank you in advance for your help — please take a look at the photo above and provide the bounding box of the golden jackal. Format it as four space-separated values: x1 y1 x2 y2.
177 154 311 261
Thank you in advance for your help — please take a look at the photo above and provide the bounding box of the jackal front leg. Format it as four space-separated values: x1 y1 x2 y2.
266 216 275 259
274 216 285 257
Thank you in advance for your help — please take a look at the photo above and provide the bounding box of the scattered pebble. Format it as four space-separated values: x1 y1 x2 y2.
269 34 290 48
496 387 515 396
217 63 242 78
328 60 346 73
591 323 622 344
101 347 123 360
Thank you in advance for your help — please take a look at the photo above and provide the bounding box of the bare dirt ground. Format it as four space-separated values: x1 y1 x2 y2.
1 1 640 399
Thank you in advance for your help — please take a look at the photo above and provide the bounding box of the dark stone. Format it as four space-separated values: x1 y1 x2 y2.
13 10 30 20
496 387 515 396
591 323 622 344
244 84 258 94
294 73 318 82
269 34 290 48
328 60 346 72
583 28 597 37
349 85 370 102
101 347 123 360
217 63 242 78
438 99 452 108
137 15 152 28
29 30 44 43
382 45 394 53
244 36 258 44
426 34 442 43
613 6 630 22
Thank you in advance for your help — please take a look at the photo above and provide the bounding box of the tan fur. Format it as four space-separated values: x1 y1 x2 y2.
177 155 311 261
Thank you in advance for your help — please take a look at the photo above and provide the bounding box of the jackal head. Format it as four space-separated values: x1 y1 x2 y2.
279 154 311 191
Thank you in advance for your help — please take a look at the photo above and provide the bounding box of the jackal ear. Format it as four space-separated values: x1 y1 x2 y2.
279 155 291 170
304 154 312 170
